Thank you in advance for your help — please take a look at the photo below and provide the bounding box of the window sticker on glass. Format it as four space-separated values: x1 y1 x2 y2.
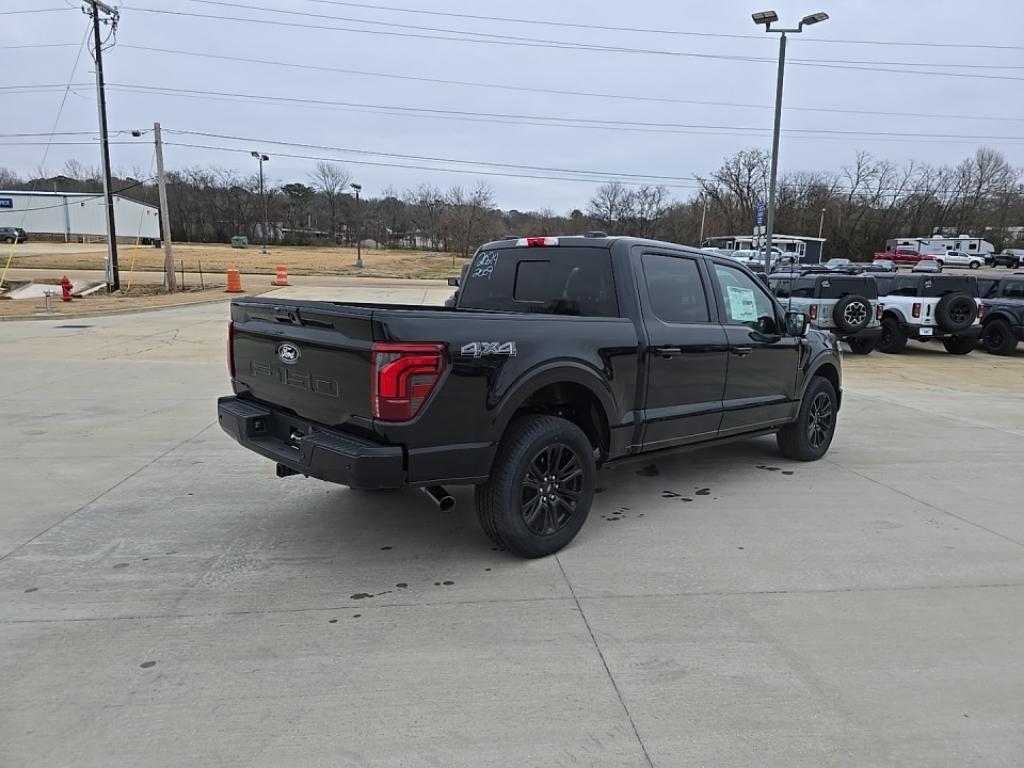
726 285 759 322
471 251 498 279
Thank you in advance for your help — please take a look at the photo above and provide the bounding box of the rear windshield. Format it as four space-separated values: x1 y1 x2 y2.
880 275 978 298
458 246 619 317
771 275 876 299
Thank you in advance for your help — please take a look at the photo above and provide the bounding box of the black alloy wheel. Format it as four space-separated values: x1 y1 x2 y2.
807 392 834 451
521 443 584 537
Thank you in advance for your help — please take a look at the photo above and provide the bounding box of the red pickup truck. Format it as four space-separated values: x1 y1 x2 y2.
874 247 930 265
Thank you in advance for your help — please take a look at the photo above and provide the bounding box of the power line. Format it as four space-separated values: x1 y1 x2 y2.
117 45 1024 125
1 8 77 15
164 129 700 182
160 130 1024 196
294 0 1024 52
173 1 1024 73
162 139 705 189
0 43 83 50
103 81 1024 144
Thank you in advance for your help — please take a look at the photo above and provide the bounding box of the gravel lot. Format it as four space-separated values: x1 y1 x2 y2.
2 301 1023 767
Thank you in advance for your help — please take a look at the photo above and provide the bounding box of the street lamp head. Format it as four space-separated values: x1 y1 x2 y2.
751 10 779 25
261 154 269 162
800 11 829 25
251 151 259 158
350 183 362 192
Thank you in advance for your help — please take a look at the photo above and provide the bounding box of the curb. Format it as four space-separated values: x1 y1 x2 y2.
0 293 258 322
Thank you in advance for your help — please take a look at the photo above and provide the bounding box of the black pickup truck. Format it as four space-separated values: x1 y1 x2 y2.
218 235 843 557
978 274 1024 355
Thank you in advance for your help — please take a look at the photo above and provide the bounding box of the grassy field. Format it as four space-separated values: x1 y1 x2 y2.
8 243 466 280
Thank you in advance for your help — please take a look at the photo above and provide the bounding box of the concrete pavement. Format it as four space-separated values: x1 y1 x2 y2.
2 303 1024 766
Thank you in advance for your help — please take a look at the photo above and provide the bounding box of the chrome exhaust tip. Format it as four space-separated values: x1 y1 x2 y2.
422 485 456 512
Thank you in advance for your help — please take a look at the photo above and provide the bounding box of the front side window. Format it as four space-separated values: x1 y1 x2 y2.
712 263 778 332
641 253 710 323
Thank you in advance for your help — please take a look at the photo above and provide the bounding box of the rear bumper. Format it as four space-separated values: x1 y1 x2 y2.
839 326 882 342
902 323 982 341
218 396 404 489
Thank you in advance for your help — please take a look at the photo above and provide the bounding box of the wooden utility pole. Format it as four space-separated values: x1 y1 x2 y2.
153 122 176 291
84 0 120 291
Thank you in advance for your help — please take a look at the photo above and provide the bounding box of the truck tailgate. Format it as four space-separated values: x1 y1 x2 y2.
230 299 374 428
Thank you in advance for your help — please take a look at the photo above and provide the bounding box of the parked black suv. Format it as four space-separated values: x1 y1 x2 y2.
978 274 1024 355
219 235 843 557
0 227 27 244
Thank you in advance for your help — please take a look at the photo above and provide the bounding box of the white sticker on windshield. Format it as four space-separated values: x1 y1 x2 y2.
471 251 498 279
726 285 759 322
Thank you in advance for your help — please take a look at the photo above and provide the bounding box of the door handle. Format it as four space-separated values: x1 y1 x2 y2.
654 346 682 358
731 346 753 357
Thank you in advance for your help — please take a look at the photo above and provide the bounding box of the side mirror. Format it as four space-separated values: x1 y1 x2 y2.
447 277 460 287
785 311 808 337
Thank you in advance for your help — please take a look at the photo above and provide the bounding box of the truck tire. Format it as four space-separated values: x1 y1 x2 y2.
777 376 837 461
474 415 595 558
934 293 977 332
942 336 976 355
832 295 872 333
981 319 1018 356
878 317 908 354
846 337 876 355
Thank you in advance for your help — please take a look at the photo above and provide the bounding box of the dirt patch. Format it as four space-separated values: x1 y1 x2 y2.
8 242 467 280
0 284 271 319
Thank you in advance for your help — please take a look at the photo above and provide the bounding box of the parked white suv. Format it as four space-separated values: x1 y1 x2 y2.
935 250 984 270
874 274 982 354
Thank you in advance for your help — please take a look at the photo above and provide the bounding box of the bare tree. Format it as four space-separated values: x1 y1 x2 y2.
309 161 351 242
405 183 447 250
588 180 635 234
442 182 498 257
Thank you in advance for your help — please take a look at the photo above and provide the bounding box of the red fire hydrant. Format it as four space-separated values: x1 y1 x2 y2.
60 275 73 302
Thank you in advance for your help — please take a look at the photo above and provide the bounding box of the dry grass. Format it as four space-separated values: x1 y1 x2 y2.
0 284 271 319
9 243 467 280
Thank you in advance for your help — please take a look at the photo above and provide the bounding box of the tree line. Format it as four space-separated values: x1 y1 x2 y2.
3 147 1023 258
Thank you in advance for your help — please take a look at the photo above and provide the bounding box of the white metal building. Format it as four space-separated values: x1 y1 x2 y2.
0 191 160 242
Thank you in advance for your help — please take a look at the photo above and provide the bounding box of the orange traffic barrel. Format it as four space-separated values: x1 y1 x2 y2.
226 269 244 293
273 264 290 286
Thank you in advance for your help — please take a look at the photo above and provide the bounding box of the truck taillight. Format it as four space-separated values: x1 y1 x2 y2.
809 304 818 320
227 321 235 379
517 236 559 247
371 343 446 421
876 304 883 320
977 303 985 318
912 303 921 318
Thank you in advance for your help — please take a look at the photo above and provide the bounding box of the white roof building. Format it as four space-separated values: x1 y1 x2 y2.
0 190 160 241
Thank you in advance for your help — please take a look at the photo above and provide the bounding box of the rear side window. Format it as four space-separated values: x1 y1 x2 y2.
641 253 710 323
1004 280 1024 299
816 277 878 300
458 247 618 317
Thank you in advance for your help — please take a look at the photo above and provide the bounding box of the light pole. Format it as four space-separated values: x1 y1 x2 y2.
752 10 829 269
818 206 827 238
699 193 708 244
350 182 363 268
251 151 270 254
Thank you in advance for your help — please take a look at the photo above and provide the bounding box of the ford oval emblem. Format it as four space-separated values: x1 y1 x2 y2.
277 343 300 364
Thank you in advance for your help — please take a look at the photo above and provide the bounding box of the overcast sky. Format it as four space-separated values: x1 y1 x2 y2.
5 0 1024 211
